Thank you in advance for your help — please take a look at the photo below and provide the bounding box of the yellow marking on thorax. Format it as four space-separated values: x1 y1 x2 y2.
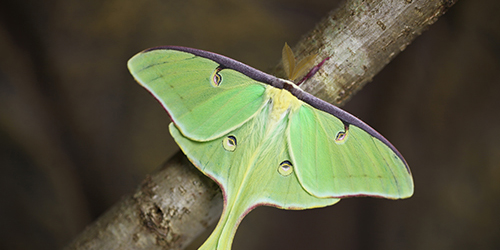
265 86 302 127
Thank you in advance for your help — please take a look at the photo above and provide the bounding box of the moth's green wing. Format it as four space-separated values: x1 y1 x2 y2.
128 49 267 141
289 105 414 199
169 106 339 209
169 105 339 250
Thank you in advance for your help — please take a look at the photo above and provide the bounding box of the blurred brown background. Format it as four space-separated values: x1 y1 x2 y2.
1 0 499 249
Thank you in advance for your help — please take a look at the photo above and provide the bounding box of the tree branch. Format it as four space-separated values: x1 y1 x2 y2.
290 0 457 106
65 152 222 250
64 0 457 249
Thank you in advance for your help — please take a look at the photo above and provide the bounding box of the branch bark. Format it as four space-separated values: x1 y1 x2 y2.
290 0 457 106
64 0 457 249
65 152 223 250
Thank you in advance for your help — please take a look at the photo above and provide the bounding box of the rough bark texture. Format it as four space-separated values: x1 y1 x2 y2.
290 0 457 105
65 152 222 250
64 0 456 249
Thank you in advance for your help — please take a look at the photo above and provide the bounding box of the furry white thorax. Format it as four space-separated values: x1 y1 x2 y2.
264 83 302 135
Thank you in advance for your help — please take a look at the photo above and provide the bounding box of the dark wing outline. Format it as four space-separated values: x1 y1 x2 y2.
143 46 410 174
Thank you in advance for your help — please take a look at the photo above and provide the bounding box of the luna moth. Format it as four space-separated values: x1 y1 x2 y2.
128 44 413 250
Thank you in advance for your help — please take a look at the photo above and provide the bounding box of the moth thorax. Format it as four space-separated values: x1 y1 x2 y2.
266 86 301 124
